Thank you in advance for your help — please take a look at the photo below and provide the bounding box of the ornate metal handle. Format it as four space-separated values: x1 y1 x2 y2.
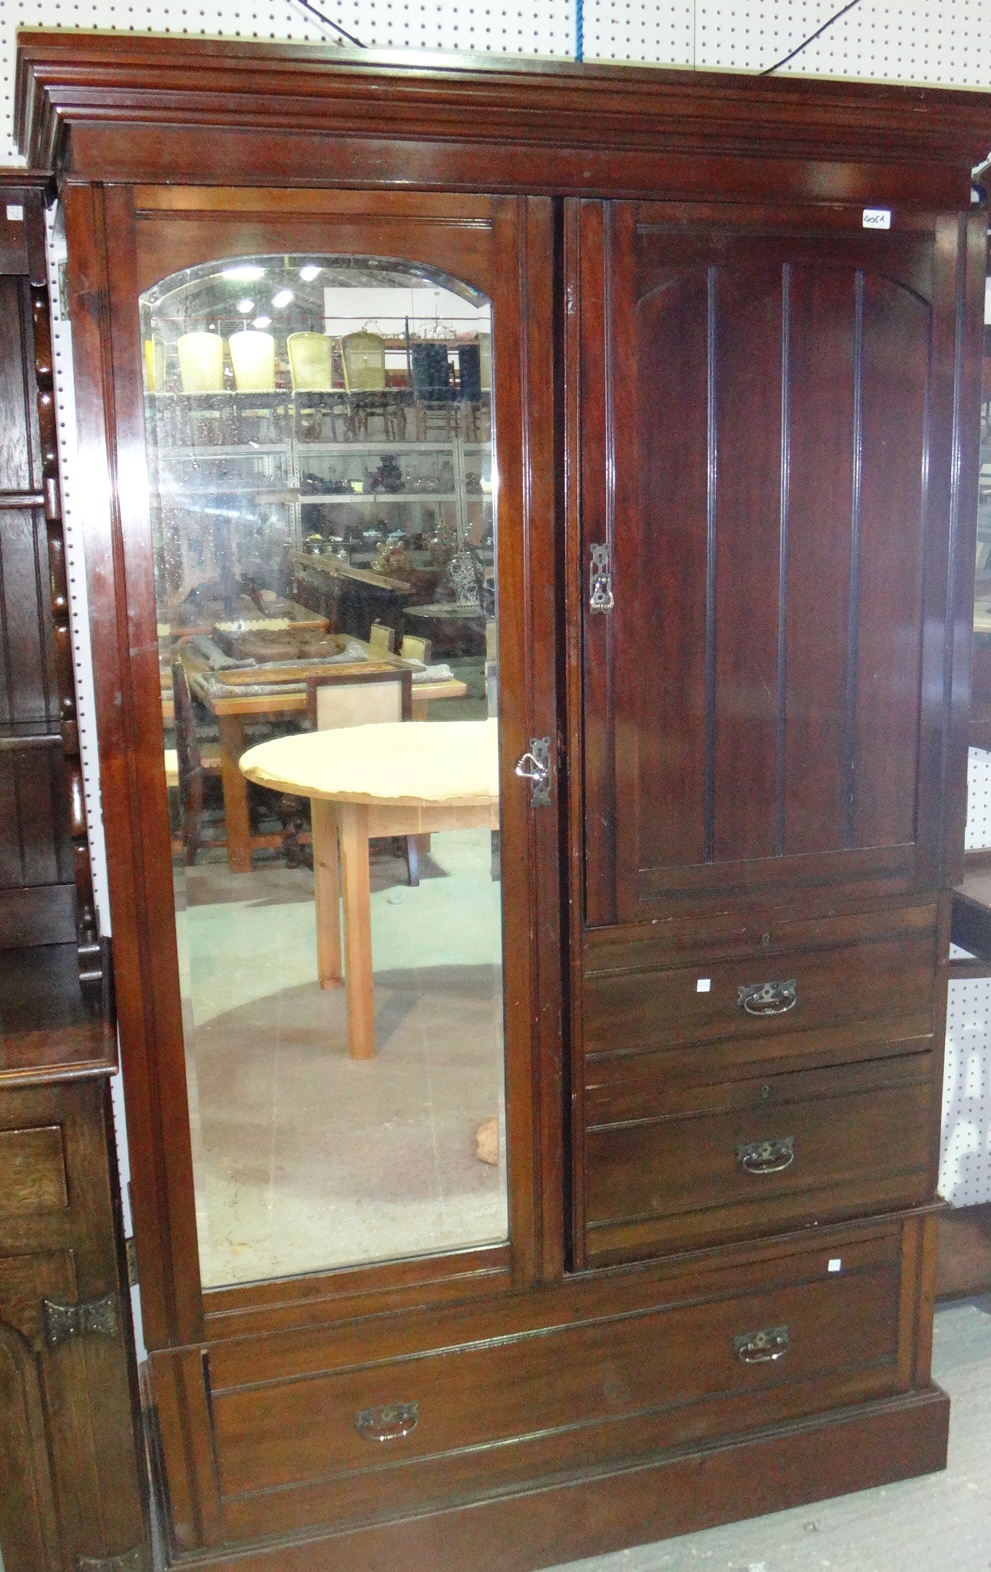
737 979 797 1016
589 542 614 613
737 1136 795 1175
515 737 552 807
734 1325 790 1364
355 1402 419 1442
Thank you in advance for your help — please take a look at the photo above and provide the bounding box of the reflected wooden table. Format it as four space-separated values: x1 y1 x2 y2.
179 646 467 872
240 719 499 1060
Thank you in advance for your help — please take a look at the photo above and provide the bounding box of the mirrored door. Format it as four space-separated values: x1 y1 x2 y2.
134 218 517 1290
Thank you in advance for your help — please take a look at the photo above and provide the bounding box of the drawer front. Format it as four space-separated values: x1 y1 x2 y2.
584 1055 933 1264
0 1126 68 1218
583 926 936 1063
213 1228 906 1539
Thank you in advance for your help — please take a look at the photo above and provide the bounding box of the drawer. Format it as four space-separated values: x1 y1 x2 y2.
583 912 937 1067
584 1054 933 1265
213 1227 907 1541
0 1125 68 1218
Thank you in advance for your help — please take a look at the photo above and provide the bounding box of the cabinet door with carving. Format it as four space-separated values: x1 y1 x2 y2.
571 200 971 927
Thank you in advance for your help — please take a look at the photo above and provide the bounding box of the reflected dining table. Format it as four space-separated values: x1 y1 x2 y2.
171 640 467 872
239 719 500 1060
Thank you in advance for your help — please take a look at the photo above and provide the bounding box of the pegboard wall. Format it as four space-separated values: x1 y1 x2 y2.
942 750 991 1207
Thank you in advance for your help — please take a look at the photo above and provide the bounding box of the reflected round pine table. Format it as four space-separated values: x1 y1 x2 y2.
239 719 500 1060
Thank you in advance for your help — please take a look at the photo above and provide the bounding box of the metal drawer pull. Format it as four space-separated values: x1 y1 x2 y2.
737 1135 795 1175
737 979 797 1016
734 1325 790 1364
355 1402 419 1442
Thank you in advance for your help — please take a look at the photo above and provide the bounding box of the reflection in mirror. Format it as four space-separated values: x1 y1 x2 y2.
141 254 505 1286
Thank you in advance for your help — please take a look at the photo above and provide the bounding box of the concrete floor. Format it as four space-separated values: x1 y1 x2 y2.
548 1295 991 1572
176 828 507 1286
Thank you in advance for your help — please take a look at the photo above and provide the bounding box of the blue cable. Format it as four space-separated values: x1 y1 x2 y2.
575 0 583 62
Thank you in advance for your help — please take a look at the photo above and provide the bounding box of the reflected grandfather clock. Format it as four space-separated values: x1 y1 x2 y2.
14 32 991 1572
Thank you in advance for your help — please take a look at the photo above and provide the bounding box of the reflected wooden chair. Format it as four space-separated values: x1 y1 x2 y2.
341 331 406 441
368 620 396 654
168 652 223 864
296 667 420 885
410 341 455 440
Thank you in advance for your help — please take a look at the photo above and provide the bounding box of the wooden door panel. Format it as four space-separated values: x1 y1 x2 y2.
580 203 943 921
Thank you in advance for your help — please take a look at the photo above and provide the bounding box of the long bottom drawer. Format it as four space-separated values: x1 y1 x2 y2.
207 1218 921 1544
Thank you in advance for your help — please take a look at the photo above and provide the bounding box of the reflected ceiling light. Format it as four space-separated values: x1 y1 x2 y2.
252 315 272 329
222 264 265 281
299 265 321 282
237 298 255 315
271 288 294 309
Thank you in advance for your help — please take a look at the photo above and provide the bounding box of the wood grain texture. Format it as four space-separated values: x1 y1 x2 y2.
585 210 945 921
0 1079 147 1569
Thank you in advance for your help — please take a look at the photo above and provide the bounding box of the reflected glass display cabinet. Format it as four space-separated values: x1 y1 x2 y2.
15 32 991 1572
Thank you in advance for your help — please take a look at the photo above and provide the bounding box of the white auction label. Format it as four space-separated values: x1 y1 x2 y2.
696 978 711 993
862 208 891 229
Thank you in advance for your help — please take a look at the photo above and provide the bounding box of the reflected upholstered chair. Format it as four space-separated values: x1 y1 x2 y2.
294 667 419 884
368 620 396 655
340 331 406 440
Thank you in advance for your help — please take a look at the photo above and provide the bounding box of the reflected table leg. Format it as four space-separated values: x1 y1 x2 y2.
312 798 342 993
338 801 376 1060
217 714 253 874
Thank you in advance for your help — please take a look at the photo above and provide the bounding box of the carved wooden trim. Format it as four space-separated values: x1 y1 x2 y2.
14 32 991 198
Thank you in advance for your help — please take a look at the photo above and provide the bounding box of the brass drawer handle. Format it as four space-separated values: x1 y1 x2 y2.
737 1136 795 1175
355 1402 419 1442
737 979 797 1016
734 1325 790 1364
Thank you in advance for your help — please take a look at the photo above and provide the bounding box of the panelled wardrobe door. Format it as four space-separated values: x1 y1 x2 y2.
568 198 966 1270
576 200 959 925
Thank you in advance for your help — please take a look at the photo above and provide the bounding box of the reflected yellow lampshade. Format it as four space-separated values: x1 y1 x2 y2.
177 331 225 393
287 331 334 392
143 335 167 393
229 329 276 393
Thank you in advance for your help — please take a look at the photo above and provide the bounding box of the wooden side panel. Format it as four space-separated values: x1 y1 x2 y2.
784 265 855 854
0 1321 63 1572
628 268 709 873
853 275 929 849
712 265 783 863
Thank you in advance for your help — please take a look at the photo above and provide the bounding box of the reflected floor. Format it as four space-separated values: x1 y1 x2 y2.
175 829 507 1287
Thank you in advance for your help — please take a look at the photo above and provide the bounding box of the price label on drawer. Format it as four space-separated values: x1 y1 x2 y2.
862 208 891 229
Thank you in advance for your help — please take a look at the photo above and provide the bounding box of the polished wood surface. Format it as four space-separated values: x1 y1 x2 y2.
17 32 989 1572
579 202 964 923
585 1054 933 1263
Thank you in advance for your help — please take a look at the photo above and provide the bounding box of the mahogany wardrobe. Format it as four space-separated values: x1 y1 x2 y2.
15 31 991 1572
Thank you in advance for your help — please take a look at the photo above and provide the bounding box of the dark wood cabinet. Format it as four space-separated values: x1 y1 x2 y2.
14 33 990 1572
0 945 149 1572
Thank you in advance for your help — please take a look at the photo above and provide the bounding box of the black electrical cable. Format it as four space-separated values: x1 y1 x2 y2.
294 0 366 47
759 0 863 76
